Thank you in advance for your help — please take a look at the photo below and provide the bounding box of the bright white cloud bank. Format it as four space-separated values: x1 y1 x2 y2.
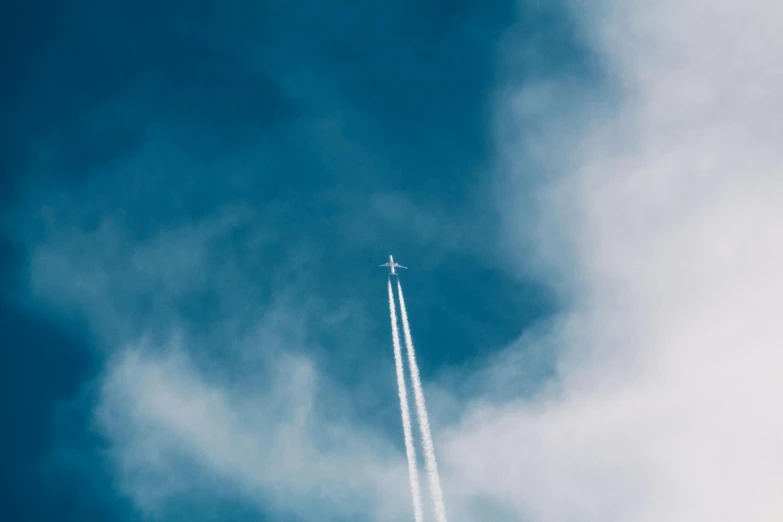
28 0 783 520
445 0 783 520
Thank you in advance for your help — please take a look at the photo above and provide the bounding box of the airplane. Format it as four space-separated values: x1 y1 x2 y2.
379 255 407 275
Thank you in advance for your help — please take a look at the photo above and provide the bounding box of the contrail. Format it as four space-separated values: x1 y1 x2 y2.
396 279 448 522
387 278 425 522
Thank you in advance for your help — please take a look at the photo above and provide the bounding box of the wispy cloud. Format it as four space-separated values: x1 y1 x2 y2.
98 341 413 521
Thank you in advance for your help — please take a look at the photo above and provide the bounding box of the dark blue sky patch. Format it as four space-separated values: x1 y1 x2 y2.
0 239 133 521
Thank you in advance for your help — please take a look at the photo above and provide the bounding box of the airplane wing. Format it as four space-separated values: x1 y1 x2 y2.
396 264 408 269
379 263 390 267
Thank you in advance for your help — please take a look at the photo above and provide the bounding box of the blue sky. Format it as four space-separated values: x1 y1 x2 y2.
7 1 780 521
1 2 589 521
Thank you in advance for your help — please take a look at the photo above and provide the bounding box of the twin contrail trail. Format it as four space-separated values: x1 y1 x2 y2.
396 279 448 522
384 260 449 522
387 279 425 522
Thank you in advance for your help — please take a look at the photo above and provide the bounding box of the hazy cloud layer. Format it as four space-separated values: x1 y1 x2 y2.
445 1 783 520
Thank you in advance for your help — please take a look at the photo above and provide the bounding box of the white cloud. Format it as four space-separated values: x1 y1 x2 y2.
98 340 413 521
442 0 783 520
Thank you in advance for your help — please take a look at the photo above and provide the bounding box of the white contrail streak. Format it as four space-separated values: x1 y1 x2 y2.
396 279 448 522
388 278 425 522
